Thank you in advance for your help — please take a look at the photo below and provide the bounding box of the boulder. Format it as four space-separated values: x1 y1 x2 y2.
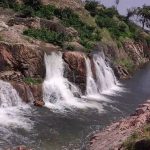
34 100 45 107
11 82 34 103
0 21 8 31
0 42 45 78
63 51 86 93
0 71 23 82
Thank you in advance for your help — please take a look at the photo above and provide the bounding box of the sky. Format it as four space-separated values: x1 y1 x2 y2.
99 0 150 15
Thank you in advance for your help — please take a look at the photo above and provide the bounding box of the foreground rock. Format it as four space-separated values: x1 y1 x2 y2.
6 145 32 150
63 51 86 93
34 99 45 107
88 100 150 150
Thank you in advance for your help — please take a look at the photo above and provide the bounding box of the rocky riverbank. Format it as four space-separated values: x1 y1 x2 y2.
88 100 150 150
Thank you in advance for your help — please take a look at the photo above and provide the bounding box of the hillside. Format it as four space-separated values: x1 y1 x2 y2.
1 0 150 77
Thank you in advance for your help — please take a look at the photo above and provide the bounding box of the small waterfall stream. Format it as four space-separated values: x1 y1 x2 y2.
43 52 86 111
93 52 118 93
85 51 119 97
85 57 99 96
0 80 32 140
43 52 105 111
0 80 22 108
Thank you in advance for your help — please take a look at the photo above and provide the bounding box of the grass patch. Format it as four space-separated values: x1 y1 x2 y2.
123 124 150 150
23 77 42 85
23 28 70 47
114 58 134 73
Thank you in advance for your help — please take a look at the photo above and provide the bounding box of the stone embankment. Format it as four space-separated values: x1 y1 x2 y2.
89 100 150 150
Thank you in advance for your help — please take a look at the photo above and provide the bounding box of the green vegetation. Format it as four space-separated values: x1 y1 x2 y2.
65 44 75 51
127 5 150 29
115 58 134 73
23 28 69 47
1 0 150 53
85 0 99 17
123 124 150 150
23 77 42 85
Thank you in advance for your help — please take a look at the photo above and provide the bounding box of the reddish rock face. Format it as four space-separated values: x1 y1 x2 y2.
11 82 43 104
63 51 86 93
34 100 45 107
11 82 33 103
0 42 45 79
29 84 43 101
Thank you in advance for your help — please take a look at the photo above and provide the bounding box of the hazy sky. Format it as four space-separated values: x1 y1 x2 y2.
99 0 150 15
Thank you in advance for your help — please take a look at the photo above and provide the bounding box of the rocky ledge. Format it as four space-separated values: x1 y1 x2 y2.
88 100 150 150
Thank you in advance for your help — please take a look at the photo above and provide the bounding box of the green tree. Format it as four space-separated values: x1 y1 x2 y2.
85 0 99 16
23 0 41 10
136 5 150 29
126 8 136 21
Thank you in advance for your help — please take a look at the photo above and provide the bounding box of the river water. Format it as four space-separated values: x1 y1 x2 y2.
1 56 150 150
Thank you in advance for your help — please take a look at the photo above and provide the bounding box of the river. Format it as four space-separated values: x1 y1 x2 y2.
0 53 150 150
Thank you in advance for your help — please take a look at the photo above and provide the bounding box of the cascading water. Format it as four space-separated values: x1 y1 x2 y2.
85 51 120 97
0 80 32 128
0 80 22 108
43 52 82 110
85 57 99 96
43 52 103 112
93 51 118 93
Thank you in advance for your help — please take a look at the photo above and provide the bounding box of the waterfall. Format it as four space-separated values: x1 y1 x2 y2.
0 80 22 108
85 51 119 97
0 80 32 129
85 57 99 96
43 52 83 110
43 52 103 112
93 52 118 93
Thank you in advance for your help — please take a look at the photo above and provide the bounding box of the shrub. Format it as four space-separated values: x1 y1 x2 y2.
23 0 41 10
0 0 20 10
35 5 56 19
65 45 75 51
20 6 34 17
85 0 99 16
115 58 134 73
23 28 69 47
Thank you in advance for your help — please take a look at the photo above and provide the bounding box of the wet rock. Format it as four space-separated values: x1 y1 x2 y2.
11 82 34 103
135 107 148 115
29 84 43 101
73 92 81 98
34 100 45 107
0 71 23 82
63 51 86 93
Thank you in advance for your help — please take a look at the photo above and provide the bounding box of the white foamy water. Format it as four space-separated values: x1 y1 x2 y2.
0 80 32 130
85 57 99 96
84 51 123 99
43 52 103 112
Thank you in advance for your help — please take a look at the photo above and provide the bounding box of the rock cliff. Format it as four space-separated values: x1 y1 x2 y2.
88 100 150 150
